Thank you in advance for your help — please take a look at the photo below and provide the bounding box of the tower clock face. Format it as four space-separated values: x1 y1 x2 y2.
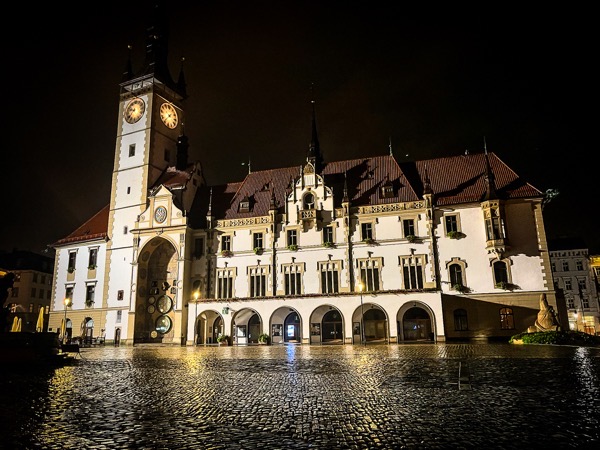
159 102 178 129
124 98 145 124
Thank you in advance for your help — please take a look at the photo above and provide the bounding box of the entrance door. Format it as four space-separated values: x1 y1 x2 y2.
248 314 260 344
402 307 432 341
364 308 387 342
322 310 343 343
284 312 300 343
213 316 224 343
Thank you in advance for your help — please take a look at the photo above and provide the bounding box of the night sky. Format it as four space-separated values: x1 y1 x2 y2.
3 3 596 254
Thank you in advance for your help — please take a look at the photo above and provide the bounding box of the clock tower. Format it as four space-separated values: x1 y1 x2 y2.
104 2 188 333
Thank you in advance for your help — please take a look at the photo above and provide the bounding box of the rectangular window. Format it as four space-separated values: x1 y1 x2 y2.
287 229 297 247
567 296 575 309
129 144 135 157
68 252 77 271
578 279 587 290
117 290 124 301
402 219 415 238
400 255 425 289
319 261 340 294
562 261 569 271
193 238 204 258
500 307 515 330
551 262 556 272
454 309 468 331
116 310 122 323
89 248 98 268
221 235 231 252
253 232 264 250
123 226 128 234
445 215 459 234
485 216 505 241
41 275 46 284
361 223 373 241
249 266 267 297
127 187 131 194
217 268 234 299
39 289 44 299
576 260 584 271
564 279 572 290
86 285 95 304
358 258 382 292
283 264 302 296
323 226 334 244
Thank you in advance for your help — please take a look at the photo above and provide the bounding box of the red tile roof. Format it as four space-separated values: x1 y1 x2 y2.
53 151 543 244
51 205 110 247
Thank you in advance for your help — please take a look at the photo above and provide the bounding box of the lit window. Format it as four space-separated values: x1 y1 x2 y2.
500 307 514 330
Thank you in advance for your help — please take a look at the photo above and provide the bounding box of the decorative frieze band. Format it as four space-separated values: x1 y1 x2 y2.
357 201 424 214
217 216 271 228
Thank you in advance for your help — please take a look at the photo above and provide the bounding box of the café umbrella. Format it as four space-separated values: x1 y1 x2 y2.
36 307 44 332
10 316 19 332
16 318 22 332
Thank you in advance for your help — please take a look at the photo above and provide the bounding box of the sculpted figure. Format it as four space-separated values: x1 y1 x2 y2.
534 293 560 332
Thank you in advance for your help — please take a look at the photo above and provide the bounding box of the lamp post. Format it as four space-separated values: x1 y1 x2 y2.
357 281 365 345
193 290 199 345
63 297 71 344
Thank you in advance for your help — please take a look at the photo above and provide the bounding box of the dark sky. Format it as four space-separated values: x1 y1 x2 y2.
3 3 596 254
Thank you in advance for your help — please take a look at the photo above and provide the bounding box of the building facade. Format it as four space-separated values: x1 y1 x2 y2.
0 250 54 333
47 7 560 346
549 238 600 335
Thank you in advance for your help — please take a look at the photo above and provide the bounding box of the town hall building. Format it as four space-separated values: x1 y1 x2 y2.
47 6 561 346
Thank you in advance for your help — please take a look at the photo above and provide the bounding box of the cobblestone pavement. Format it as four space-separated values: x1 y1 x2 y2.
1 343 599 449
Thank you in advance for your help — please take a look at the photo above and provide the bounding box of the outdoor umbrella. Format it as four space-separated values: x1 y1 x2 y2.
10 316 19 332
36 308 44 332
16 318 22 332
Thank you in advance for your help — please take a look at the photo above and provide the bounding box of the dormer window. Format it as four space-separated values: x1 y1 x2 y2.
239 196 250 213
303 193 314 210
381 178 394 198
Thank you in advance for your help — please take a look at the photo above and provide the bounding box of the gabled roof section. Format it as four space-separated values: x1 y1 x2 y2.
215 155 419 220
223 167 300 219
51 205 109 247
322 155 419 206
410 152 543 206
151 164 195 192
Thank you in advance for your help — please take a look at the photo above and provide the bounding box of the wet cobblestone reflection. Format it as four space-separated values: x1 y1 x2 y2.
1 344 599 449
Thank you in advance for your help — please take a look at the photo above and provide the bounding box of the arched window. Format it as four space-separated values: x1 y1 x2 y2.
499 307 514 330
303 193 314 210
453 309 468 331
449 263 463 287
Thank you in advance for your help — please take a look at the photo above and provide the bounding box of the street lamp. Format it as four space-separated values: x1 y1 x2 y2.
193 290 199 345
357 281 365 345
63 297 71 344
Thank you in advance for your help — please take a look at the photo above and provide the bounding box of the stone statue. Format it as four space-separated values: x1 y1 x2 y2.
528 293 560 332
